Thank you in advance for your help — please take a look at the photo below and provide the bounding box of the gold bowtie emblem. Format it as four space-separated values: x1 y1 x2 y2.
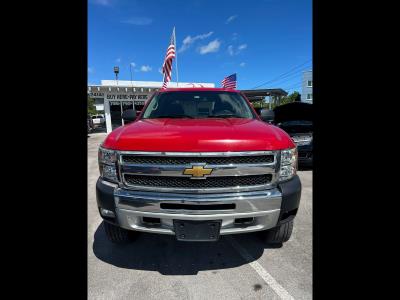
183 165 213 178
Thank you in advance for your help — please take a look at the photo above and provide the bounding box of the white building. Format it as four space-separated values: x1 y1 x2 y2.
301 71 313 103
88 80 215 133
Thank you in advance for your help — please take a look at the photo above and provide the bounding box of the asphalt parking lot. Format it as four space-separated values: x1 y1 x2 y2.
88 132 312 300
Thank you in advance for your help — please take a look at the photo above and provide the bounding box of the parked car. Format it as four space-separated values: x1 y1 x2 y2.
272 102 313 167
92 114 105 128
96 88 301 245
87 115 95 133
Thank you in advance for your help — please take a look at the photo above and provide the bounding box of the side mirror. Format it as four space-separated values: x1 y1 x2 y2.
122 109 136 124
260 109 275 123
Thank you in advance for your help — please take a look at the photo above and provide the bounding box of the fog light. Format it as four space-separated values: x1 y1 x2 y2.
100 208 115 218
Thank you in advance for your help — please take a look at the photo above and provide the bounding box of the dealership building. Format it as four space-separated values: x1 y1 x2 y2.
88 80 215 133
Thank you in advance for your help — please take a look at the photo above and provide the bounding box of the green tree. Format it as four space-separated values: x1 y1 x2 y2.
279 91 300 106
252 100 269 109
88 96 97 116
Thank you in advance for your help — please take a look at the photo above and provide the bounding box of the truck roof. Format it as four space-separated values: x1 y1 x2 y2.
157 87 239 93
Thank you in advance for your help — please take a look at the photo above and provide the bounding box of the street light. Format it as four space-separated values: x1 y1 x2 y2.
114 66 119 85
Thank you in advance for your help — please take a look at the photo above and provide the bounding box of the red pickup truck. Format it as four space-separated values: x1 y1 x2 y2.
96 88 301 245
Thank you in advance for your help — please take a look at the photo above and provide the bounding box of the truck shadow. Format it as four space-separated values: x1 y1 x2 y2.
92 221 279 275
92 127 107 133
298 165 313 171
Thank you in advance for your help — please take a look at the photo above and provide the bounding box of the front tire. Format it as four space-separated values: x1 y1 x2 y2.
259 220 294 244
103 221 136 244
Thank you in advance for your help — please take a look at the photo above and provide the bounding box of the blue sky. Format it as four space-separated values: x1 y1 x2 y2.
88 0 312 92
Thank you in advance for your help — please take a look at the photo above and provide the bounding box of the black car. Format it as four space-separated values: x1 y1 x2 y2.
273 102 313 167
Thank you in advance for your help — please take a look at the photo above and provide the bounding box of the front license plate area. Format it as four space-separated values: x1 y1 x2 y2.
173 220 221 242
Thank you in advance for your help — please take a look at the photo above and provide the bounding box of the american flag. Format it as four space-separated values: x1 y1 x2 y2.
221 73 237 89
161 28 176 89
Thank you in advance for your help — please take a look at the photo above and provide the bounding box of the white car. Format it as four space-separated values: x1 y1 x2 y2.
92 114 105 127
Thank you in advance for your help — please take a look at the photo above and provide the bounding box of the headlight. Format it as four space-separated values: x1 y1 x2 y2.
98 146 118 182
98 147 116 164
279 148 297 181
291 134 312 146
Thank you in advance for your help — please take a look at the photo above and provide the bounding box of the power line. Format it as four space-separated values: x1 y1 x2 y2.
251 59 312 89
262 69 308 88
255 68 307 93
282 81 302 90
262 65 311 86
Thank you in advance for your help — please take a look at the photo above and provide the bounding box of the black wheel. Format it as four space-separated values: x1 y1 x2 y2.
103 221 137 244
259 220 294 244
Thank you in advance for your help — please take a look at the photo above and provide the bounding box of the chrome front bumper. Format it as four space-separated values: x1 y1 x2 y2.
113 186 282 235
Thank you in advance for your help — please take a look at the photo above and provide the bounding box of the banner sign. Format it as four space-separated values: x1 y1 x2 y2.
89 92 104 98
110 100 146 106
106 94 149 100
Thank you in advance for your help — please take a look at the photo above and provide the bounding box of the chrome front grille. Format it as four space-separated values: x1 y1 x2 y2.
121 155 274 165
124 174 272 189
118 151 279 193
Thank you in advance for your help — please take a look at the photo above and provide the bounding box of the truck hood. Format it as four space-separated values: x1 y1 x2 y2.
273 102 313 124
278 122 313 135
102 118 295 152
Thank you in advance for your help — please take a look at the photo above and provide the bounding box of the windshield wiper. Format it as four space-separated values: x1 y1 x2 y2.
153 115 194 119
207 114 244 118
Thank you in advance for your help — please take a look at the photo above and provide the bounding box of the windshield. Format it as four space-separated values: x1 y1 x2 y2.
142 91 255 119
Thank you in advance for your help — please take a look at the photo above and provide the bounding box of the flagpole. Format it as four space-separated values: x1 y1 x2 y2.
130 63 133 88
161 60 165 88
174 27 179 87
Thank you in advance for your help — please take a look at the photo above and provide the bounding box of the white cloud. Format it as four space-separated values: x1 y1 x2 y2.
240 62 246 67
225 15 238 24
227 44 247 56
121 17 153 26
130 62 136 67
140 65 152 72
178 31 213 53
199 39 221 54
232 33 238 41
116 58 121 63
227 45 234 56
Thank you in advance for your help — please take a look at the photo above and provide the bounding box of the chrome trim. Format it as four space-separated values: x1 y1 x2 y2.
120 163 277 177
100 179 119 188
118 210 280 219
115 208 281 235
115 188 281 203
120 182 276 194
114 188 281 215
118 150 277 157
